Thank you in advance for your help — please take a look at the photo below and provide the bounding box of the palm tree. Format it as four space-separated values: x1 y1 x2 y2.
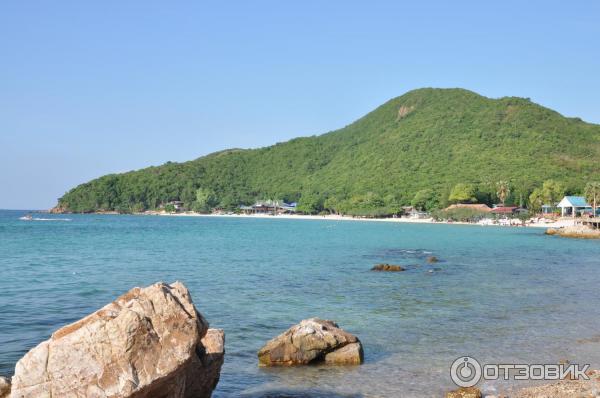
496 181 510 207
584 182 600 217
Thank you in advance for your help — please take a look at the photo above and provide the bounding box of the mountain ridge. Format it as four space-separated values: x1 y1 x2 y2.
55 88 600 215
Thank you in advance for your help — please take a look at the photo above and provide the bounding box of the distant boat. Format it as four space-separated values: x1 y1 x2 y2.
19 214 33 221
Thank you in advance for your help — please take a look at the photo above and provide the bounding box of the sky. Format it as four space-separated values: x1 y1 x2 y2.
1 1 599 209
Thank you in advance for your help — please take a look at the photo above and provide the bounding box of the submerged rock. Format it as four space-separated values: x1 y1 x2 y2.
258 318 363 366
371 263 405 272
11 281 224 398
0 376 10 398
446 386 482 398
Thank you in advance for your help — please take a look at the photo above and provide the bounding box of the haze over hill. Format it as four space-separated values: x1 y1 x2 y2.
56 88 600 215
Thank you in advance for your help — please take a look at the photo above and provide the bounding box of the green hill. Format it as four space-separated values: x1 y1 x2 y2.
56 88 600 215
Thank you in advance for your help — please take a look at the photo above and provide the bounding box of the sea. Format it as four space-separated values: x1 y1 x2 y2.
1 209 600 397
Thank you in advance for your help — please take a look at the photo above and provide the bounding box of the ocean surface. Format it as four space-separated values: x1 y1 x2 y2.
2 210 600 397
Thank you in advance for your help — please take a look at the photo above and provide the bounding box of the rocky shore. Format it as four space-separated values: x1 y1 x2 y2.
2 280 597 397
1 283 367 398
446 369 600 397
508 370 600 397
546 225 600 239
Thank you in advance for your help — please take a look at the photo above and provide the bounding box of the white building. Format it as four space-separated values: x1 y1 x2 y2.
557 196 591 217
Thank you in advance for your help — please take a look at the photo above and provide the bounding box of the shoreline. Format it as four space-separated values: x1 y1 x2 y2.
141 211 576 229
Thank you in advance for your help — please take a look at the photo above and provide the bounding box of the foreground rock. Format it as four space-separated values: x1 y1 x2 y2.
445 387 481 398
546 225 600 239
371 263 405 272
11 281 224 398
258 318 363 366
0 377 10 398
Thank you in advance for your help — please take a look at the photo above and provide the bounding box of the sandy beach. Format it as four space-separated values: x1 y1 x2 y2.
146 211 577 229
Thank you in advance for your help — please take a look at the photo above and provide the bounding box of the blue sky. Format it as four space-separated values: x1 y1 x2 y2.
1 1 599 209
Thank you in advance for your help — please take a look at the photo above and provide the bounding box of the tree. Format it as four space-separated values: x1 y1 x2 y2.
297 192 324 214
541 180 565 205
411 189 438 211
496 181 510 206
585 182 600 216
323 197 339 214
528 188 544 214
193 188 218 213
448 183 477 204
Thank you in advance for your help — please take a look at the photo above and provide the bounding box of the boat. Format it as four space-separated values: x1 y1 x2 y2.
19 214 33 221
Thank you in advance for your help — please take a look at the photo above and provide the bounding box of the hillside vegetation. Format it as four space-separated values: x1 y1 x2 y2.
56 88 600 215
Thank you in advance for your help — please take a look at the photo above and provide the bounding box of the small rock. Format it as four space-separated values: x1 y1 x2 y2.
446 386 482 398
426 256 439 263
371 264 405 272
258 318 363 366
0 376 10 398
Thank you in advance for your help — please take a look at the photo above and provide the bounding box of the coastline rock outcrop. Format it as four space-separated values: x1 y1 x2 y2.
48 205 68 214
0 377 10 398
546 225 600 239
258 318 363 366
371 264 405 272
10 281 224 398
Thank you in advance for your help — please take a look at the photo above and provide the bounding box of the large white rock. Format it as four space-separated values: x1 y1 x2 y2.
10 282 224 398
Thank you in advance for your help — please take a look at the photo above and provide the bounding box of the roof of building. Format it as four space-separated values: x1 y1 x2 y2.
491 206 518 214
444 203 492 212
558 196 590 208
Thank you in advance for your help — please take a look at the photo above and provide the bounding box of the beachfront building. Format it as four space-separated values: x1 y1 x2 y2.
557 196 592 217
491 206 519 215
169 201 184 211
159 200 184 212
239 200 297 215
541 204 556 215
406 208 430 219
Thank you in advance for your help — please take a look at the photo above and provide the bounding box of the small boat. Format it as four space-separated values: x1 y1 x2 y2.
19 214 33 221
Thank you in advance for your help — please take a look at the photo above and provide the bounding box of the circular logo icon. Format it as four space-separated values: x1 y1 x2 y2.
450 356 482 387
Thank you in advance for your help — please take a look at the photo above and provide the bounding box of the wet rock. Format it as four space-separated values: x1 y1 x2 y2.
426 256 439 263
258 318 363 366
446 386 482 398
324 342 363 365
11 281 224 398
0 376 10 398
371 264 405 272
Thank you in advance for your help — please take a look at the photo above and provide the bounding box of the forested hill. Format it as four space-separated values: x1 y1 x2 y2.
56 88 600 215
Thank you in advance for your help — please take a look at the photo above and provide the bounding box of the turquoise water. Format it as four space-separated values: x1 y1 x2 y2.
2 210 600 397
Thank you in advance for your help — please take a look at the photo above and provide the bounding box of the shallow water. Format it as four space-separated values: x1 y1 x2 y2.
1 210 600 397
